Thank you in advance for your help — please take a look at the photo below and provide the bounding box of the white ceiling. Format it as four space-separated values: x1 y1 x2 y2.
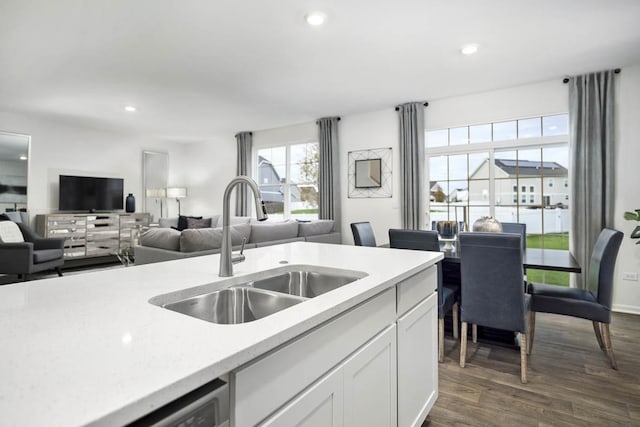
1 0 639 143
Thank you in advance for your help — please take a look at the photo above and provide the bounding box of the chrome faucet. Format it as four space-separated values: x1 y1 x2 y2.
219 175 268 277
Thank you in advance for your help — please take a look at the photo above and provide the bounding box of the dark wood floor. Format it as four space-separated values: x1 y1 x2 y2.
425 312 640 427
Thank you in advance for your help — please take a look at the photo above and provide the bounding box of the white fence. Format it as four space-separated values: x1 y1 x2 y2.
430 207 569 234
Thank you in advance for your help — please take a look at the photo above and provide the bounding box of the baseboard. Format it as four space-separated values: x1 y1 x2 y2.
612 304 640 315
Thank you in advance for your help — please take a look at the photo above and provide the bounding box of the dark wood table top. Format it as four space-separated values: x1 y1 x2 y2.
443 247 581 273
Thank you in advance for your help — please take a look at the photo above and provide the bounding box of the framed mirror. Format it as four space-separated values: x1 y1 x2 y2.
143 151 169 221
0 132 30 214
355 158 382 188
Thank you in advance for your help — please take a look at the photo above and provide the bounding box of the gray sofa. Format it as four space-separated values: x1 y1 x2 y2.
134 217 340 265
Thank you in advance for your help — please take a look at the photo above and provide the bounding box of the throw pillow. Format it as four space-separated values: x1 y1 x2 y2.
186 217 212 229
0 213 11 221
177 215 203 231
0 221 24 243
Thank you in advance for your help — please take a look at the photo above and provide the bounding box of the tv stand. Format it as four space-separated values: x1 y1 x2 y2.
36 213 151 260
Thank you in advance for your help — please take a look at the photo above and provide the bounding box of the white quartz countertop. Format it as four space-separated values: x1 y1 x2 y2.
0 242 442 426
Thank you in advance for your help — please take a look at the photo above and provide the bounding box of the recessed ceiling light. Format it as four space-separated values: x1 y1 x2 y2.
19 155 27 161
124 105 137 112
305 11 326 26
461 44 479 55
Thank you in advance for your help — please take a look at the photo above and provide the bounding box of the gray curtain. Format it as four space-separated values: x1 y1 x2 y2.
569 70 616 289
317 117 341 231
235 131 253 216
397 102 425 230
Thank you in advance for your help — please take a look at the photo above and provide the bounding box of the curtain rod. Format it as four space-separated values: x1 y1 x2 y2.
562 68 621 84
395 102 429 111
315 117 341 124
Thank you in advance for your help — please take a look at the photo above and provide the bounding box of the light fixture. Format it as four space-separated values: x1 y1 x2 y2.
146 188 167 219
124 105 137 112
19 155 27 161
305 11 326 26
167 187 188 216
461 44 479 55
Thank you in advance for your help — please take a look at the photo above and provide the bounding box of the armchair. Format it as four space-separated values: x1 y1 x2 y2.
0 222 65 281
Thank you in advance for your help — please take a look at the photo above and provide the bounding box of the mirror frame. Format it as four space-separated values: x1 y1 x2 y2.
0 131 31 214
143 151 169 220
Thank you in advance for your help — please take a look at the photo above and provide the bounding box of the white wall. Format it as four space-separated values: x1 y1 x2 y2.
0 112 188 222
340 110 401 245
613 63 640 314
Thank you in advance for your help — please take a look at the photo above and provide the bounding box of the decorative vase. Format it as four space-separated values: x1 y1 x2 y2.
125 193 136 213
436 221 458 238
472 216 503 232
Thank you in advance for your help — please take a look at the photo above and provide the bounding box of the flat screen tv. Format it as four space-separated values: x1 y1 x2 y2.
59 175 124 212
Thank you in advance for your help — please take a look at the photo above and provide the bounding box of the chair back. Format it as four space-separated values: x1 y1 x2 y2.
501 222 526 254
588 228 623 309
389 229 439 251
351 222 376 247
459 232 527 333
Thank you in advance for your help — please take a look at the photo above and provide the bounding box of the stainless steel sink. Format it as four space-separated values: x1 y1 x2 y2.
163 287 305 324
149 265 368 325
248 270 361 298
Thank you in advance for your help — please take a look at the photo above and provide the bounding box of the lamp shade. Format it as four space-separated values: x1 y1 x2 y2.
167 187 187 199
145 188 167 198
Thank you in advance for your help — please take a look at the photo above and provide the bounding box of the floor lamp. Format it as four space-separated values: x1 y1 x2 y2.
167 187 188 216
145 188 167 220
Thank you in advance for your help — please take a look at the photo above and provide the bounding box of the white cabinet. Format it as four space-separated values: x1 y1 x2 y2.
343 325 397 427
260 366 344 427
397 292 438 427
260 325 397 427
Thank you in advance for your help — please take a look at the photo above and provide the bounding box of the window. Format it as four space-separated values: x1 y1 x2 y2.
256 142 319 220
427 113 570 286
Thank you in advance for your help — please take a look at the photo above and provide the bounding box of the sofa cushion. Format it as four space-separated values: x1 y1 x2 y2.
186 217 212 229
180 223 251 252
215 216 251 227
140 228 181 251
0 221 24 243
249 220 299 243
297 220 335 237
159 217 179 228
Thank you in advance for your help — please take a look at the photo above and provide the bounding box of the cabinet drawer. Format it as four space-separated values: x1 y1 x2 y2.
231 288 396 427
396 266 437 316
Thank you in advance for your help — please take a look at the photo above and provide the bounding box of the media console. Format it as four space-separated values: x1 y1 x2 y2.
36 213 151 260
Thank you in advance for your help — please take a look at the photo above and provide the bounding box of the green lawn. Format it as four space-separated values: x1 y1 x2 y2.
526 233 570 286
291 208 319 214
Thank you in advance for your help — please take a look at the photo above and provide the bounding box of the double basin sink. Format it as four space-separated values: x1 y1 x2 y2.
149 265 367 325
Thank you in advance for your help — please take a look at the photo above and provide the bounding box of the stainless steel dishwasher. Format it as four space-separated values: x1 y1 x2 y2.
128 378 229 427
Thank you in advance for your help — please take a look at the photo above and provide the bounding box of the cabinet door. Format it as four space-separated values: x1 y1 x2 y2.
343 325 397 427
259 366 344 427
397 292 438 427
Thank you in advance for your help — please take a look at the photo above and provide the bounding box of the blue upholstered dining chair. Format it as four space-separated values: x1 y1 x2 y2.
527 228 623 369
351 222 377 247
501 222 526 254
388 229 459 362
458 232 531 383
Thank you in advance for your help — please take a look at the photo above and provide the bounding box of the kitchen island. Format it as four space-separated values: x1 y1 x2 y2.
0 242 442 426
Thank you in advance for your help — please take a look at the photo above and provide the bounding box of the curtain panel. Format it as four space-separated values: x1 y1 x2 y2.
235 131 253 216
317 117 341 231
397 102 426 230
569 70 616 289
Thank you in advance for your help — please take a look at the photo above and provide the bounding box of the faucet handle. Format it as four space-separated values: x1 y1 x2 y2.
239 237 247 255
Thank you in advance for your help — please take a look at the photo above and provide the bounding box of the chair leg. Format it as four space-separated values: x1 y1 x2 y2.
452 302 459 339
472 324 477 343
460 321 467 368
520 332 528 383
601 323 618 370
56 267 63 277
592 321 605 351
527 311 536 355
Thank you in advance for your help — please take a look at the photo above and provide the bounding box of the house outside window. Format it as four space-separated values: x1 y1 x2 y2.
255 142 319 221
427 113 570 285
